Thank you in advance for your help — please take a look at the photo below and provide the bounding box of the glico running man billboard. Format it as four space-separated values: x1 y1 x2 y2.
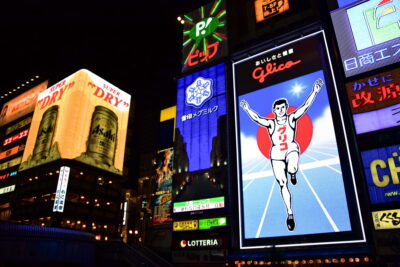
331 0 400 77
174 63 227 215
181 0 227 72
19 69 131 175
233 31 365 248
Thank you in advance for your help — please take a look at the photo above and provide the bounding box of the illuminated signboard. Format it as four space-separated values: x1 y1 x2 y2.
0 81 48 127
372 209 400 230
0 171 17 180
233 31 365 248
173 196 225 213
331 0 400 77
254 0 290 22
53 166 70 213
153 149 173 224
346 68 400 134
0 157 21 171
181 0 227 72
199 217 227 230
3 129 29 146
0 184 15 195
0 145 25 160
19 69 131 175
5 117 32 135
361 144 400 204
179 238 222 248
173 220 199 231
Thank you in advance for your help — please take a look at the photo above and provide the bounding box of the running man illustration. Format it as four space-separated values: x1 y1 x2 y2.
240 79 323 231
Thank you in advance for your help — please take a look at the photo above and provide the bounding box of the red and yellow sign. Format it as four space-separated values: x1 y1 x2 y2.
0 145 25 160
254 0 290 22
19 69 131 175
0 81 48 127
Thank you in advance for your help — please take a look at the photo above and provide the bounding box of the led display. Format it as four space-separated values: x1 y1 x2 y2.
198 217 227 230
53 166 70 213
372 209 400 230
19 69 131 175
173 196 225 213
346 68 400 134
233 31 365 248
331 0 400 77
0 81 48 127
254 0 290 22
181 0 227 72
153 148 173 224
361 144 400 204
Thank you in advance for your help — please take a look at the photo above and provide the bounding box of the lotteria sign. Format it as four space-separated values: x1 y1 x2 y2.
180 238 221 248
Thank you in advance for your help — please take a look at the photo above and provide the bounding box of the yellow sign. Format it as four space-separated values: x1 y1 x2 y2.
0 157 22 171
19 69 131 175
173 220 199 231
5 117 32 135
0 81 48 127
372 209 400 230
254 0 290 22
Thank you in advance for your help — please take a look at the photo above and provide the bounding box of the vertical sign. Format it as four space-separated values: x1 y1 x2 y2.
53 166 70 213
233 31 365 248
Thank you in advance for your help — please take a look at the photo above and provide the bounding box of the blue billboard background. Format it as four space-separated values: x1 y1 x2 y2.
176 63 226 172
238 70 352 239
362 144 400 204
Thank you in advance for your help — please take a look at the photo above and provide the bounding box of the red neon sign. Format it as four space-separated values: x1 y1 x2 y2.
3 129 29 146
252 60 302 83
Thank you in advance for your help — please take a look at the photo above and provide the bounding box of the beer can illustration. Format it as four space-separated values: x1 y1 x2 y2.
32 105 58 161
86 106 118 166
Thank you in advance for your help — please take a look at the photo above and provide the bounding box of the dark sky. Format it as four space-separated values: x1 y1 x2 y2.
0 0 208 180
0 0 205 108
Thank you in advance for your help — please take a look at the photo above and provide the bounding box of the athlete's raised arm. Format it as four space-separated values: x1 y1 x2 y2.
292 79 323 120
240 100 272 128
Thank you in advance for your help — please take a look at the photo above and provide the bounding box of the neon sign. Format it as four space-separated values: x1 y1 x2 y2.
346 68 400 134
331 0 400 77
173 196 225 213
254 0 290 22
3 129 29 146
181 0 227 71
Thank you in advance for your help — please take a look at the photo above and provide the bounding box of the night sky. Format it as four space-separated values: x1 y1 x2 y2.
0 0 208 181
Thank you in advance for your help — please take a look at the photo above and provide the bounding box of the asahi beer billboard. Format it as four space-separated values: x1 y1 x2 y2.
0 81 48 127
19 69 131 175
233 31 365 248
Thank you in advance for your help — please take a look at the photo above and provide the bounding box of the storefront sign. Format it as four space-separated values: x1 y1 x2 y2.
53 166 70 213
173 196 225 213
254 0 290 22
5 117 32 135
173 220 199 231
0 157 21 171
3 129 29 146
372 209 400 230
180 238 221 248
0 184 15 195
199 217 227 230
0 145 25 160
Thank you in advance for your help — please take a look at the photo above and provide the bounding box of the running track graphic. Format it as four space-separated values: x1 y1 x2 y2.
241 143 352 239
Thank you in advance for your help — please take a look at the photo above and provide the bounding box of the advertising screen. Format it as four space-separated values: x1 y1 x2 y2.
0 81 48 127
174 63 227 215
181 0 227 72
19 69 131 175
361 144 400 204
254 0 290 22
153 148 173 224
331 0 400 77
346 68 400 134
233 31 365 248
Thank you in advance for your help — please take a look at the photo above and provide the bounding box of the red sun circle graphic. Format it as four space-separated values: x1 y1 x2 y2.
256 107 313 159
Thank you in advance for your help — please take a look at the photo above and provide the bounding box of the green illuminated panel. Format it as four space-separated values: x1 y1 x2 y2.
199 217 227 230
173 196 224 213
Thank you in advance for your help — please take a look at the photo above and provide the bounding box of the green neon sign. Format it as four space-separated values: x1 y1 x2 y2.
199 217 227 230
